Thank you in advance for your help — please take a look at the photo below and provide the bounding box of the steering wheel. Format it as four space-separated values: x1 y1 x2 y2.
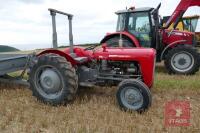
84 44 99 51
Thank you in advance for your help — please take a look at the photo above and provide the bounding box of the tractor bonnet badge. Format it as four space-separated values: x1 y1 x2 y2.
164 100 190 127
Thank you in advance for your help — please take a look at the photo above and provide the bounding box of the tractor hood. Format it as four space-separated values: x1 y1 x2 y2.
163 29 195 46
93 47 155 61
93 47 156 88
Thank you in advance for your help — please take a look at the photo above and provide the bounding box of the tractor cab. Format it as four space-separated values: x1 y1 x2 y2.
115 7 161 49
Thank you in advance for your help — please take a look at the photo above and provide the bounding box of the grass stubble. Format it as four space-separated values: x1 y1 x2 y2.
0 64 200 133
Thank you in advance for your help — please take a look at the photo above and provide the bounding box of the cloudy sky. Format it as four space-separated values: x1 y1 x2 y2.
0 0 199 50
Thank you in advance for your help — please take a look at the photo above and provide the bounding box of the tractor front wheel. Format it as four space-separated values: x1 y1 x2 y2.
116 79 152 112
164 45 200 75
29 53 78 105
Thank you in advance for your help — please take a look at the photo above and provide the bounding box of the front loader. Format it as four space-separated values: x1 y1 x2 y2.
163 15 200 46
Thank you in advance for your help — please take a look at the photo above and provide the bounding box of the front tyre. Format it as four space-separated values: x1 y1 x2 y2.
164 45 200 75
29 54 78 105
116 79 152 112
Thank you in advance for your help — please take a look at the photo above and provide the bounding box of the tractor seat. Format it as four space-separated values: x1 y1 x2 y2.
74 56 88 64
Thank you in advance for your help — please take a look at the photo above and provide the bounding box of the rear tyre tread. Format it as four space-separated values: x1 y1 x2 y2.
116 79 152 112
29 53 78 105
164 45 200 75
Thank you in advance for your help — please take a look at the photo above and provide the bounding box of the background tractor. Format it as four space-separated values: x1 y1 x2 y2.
101 0 200 75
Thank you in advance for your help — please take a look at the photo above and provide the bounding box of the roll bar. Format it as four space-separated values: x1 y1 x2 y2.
48 8 74 54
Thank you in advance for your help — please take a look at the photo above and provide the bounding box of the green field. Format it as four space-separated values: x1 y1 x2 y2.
0 63 200 133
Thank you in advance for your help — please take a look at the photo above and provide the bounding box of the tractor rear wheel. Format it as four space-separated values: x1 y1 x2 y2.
164 45 200 75
29 53 78 105
116 79 152 112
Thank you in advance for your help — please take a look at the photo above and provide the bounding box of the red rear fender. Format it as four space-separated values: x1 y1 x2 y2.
38 49 77 65
100 32 140 47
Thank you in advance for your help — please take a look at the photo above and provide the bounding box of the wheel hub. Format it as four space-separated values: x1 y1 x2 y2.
178 58 186 66
40 69 61 93
43 77 53 87
171 51 194 72
126 93 135 104
124 88 143 106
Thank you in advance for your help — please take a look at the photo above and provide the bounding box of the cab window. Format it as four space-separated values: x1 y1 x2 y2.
128 12 151 47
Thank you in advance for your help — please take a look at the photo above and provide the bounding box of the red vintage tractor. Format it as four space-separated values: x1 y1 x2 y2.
28 9 156 112
101 0 200 74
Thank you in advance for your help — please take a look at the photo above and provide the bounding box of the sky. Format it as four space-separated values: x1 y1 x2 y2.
0 0 199 50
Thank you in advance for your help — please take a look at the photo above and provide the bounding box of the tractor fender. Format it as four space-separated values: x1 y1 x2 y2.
38 49 77 65
100 32 140 47
160 40 187 60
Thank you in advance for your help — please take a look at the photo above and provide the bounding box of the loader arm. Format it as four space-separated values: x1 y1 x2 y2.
164 0 200 29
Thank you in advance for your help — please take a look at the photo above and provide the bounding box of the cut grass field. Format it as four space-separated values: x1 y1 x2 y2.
0 63 200 133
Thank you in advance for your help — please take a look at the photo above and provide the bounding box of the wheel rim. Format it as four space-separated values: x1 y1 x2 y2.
120 87 143 110
34 65 64 99
171 51 194 72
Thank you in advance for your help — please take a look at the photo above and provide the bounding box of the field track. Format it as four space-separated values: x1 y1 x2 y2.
0 63 200 133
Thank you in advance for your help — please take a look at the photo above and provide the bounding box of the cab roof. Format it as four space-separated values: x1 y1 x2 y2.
116 7 154 14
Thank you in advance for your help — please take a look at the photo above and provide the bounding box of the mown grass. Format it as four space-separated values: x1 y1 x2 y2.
0 63 200 133
155 65 200 91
